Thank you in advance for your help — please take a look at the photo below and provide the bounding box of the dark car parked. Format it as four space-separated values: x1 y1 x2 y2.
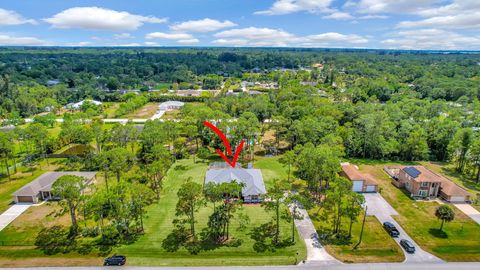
383 221 400 237
400 239 416 254
104 255 126 266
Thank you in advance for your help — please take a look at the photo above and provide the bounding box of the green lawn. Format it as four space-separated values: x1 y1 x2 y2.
358 163 480 261
309 208 404 263
115 158 306 266
0 158 306 266
0 158 65 212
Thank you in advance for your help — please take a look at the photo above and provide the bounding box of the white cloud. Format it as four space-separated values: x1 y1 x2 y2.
0 8 36 25
212 39 249 46
381 28 480 50
358 14 388 19
215 27 295 46
322 12 354 20
114 33 133 39
255 0 333 15
354 0 441 14
111 43 142 47
144 41 160 46
170 18 236 32
213 27 368 47
44 7 167 31
145 32 195 40
177 38 200 44
398 11 480 29
0 35 50 46
66 41 92 46
302 32 368 45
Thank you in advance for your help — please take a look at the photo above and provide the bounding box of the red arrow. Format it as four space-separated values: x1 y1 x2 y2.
203 120 244 168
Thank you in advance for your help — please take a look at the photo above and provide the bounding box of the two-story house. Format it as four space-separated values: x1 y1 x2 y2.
397 166 441 199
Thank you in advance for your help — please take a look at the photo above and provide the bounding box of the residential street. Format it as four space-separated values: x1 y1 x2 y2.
2 262 480 270
363 193 444 263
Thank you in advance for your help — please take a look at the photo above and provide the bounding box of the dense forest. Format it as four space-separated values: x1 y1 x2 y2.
1 47 480 164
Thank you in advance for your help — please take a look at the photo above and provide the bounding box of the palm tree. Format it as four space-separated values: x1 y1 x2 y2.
435 205 455 231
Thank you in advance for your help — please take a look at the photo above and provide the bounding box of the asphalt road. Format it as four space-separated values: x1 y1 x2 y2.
2 262 479 270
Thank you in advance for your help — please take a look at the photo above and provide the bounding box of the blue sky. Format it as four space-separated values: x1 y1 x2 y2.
0 0 479 49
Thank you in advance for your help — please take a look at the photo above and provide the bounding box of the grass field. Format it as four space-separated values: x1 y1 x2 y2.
356 162 480 261
0 157 306 266
114 158 306 266
309 208 404 263
122 102 159 119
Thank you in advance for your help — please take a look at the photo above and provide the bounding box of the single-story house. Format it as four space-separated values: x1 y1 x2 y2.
205 162 266 203
13 172 96 203
385 165 470 202
159 101 184 111
340 163 378 193
65 100 103 110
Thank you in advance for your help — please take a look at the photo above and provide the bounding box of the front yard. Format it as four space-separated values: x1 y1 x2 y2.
357 162 480 261
0 157 306 267
309 208 404 263
114 158 306 266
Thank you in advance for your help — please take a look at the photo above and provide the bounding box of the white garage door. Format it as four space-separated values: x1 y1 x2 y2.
365 185 376 192
352 181 363 192
449 196 466 202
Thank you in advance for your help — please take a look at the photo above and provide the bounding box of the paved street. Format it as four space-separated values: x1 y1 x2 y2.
0 204 31 231
453 203 480 225
2 262 480 270
363 193 444 263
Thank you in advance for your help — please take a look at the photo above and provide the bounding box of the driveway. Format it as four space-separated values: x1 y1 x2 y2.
0 204 31 231
291 204 340 265
453 203 480 225
363 193 444 264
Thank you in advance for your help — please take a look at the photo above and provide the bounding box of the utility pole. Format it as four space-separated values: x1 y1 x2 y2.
354 205 367 250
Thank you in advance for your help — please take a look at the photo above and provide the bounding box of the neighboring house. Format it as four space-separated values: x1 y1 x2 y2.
46 79 60 86
340 163 378 193
176 90 202 97
159 101 184 111
386 165 470 202
65 100 103 110
13 172 96 203
205 162 266 203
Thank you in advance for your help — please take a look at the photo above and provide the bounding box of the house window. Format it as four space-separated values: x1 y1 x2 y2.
421 182 429 187
419 190 428 197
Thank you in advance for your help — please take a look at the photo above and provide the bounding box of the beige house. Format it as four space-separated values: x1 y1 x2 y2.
340 163 378 193
387 166 470 202
13 172 96 203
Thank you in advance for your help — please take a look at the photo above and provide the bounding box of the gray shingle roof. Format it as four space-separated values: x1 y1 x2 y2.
205 168 266 196
13 172 96 197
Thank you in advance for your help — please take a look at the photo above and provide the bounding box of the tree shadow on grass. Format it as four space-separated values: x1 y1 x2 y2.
429 228 448 239
249 222 294 253
173 164 188 171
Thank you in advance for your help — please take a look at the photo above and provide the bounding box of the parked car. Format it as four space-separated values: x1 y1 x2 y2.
383 221 400 237
104 255 126 266
400 239 416 254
